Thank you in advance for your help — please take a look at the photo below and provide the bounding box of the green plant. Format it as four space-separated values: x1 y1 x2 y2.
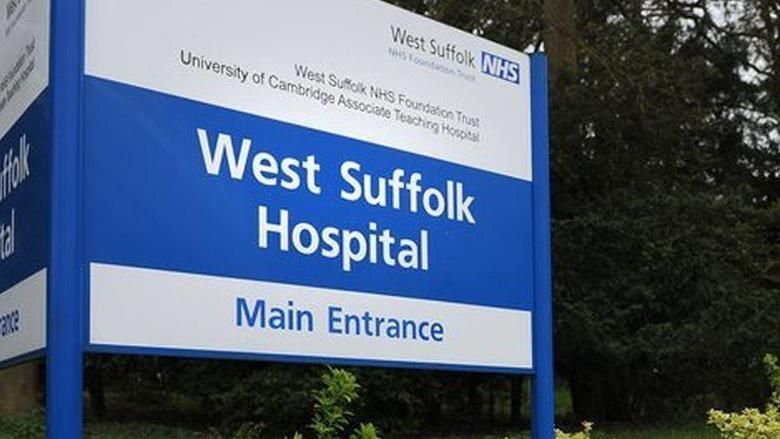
348 423 380 439
766 354 780 408
310 367 360 439
554 421 593 439
291 367 380 439
708 354 780 439
231 421 265 439
0 409 45 439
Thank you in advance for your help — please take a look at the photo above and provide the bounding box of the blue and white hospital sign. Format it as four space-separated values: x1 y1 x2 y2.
0 0 50 367
82 0 545 372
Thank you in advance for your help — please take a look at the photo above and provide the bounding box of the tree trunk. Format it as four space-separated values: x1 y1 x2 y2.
488 378 496 428
424 385 443 427
510 376 523 425
543 0 578 80
467 375 481 422
568 362 608 421
568 360 635 421
85 363 107 420
0 363 39 415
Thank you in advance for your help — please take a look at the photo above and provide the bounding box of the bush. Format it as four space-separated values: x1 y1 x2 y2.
310 367 360 439
0 410 45 439
708 354 780 439
554 421 593 439
296 367 380 439
209 367 378 439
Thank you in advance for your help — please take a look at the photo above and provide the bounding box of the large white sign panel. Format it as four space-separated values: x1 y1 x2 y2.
84 0 532 180
0 0 50 141
90 264 533 369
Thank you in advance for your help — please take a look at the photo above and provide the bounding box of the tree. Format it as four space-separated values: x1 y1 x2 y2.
551 0 780 420
544 0 577 79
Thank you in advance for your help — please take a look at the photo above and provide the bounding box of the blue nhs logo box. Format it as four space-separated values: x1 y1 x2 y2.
481 51 521 84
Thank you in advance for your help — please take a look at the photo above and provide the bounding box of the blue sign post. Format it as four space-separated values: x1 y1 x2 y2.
47 1 84 437
0 2 554 438
530 54 554 439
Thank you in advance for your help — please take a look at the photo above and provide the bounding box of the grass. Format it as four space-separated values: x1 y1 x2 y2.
86 423 208 439
428 424 719 439
0 420 204 439
589 424 718 439
0 418 721 439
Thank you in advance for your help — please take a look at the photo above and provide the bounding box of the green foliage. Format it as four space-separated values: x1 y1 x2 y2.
708 407 780 439
348 423 380 439
196 366 379 439
708 355 780 438
766 354 780 407
0 410 44 439
548 0 780 420
230 422 265 439
156 360 321 433
309 367 360 439
555 422 593 439
288 367 380 439
348 368 436 434
86 422 200 439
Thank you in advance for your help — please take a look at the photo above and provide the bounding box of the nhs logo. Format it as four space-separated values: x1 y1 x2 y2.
481 52 521 84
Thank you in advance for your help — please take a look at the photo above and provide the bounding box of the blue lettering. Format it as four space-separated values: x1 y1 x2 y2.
418 321 430 341
431 322 445 341
328 306 343 334
236 297 313 332
327 305 444 343
0 309 20 337
236 297 264 327
297 308 314 332
481 52 521 84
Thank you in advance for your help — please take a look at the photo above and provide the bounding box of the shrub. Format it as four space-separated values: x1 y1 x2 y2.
554 421 593 439
295 367 380 439
310 367 360 439
215 367 378 439
0 409 45 439
708 354 780 439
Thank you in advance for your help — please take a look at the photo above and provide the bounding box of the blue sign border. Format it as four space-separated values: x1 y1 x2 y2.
0 348 45 370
